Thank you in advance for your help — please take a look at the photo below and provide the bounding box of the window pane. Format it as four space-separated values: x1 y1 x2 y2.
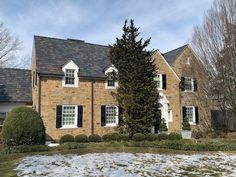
106 106 117 124
107 73 115 87
65 69 75 85
184 77 193 91
154 74 161 89
186 107 193 122
62 106 75 126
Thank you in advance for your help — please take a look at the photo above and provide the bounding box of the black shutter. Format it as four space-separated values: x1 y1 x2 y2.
101 105 106 126
56 105 62 128
195 107 199 124
77 105 83 127
162 74 167 90
194 78 197 91
181 77 185 91
182 106 186 120
118 107 123 125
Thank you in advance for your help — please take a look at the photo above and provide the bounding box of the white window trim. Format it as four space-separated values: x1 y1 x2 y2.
155 74 163 90
186 57 190 65
185 106 196 125
104 65 118 89
168 109 173 122
61 105 78 129
105 105 119 127
184 77 194 92
62 60 79 88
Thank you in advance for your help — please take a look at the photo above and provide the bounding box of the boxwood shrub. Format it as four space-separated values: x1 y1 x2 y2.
88 134 101 142
120 134 130 141
2 107 45 146
157 133 169 141
132 133 145 142
168 133 182 140
59 135 75 144
146 134 157 141
102 133 121 142
75 134 88 143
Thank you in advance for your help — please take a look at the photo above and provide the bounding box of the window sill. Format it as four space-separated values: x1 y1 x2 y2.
104 124 118 127
189 122 196 125
60 126 78 129
106 86 117 89
63 85 78 88
183 90 194 93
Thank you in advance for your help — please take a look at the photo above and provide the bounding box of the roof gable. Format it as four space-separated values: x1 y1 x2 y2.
162 44 188 65
0 68 32 103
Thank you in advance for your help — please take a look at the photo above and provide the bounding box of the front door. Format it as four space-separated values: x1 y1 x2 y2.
151 110 161 134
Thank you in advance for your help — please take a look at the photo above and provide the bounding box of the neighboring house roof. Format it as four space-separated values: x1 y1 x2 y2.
0 68 32 103
34 36 111 78
162 44 188 65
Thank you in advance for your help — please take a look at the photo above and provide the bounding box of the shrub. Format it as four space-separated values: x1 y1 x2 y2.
160 118 168 132
59 135 74 144
157 133 169 141
182 117 191 131
2 107 45 146
75 134 88 143
168 133 182 140
88 134 101 142
132 133 145 141
102 133 123 142
2 145 49 154
146 134 157 141
120 134 130 141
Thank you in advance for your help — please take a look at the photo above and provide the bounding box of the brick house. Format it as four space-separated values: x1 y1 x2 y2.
32 36 210 141
0 68 32 130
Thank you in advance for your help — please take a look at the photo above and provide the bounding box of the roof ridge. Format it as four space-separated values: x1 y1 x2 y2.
163 44 188 54
34 35 108 48
0 67 31 71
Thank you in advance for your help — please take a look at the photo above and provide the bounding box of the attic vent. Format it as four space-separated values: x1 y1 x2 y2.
67 38 85 43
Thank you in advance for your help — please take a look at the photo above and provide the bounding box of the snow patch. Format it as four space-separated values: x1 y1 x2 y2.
16 153 236 177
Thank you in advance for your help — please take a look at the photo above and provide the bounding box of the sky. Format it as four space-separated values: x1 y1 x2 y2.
0 0 214 68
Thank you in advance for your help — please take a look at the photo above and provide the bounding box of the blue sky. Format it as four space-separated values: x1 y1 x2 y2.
0 0 214 66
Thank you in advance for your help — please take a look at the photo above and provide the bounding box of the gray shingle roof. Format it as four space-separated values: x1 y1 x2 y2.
162 44 188 65
34 36 111 78
0 68 32 103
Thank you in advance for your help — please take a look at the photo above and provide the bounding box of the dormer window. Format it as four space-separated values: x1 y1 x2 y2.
65 69 75 85
107 72 115 87
104 65 118 89
62 60 79 88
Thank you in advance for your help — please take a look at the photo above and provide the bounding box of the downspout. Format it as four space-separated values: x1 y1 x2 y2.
38 75 41 115
91 80 94 134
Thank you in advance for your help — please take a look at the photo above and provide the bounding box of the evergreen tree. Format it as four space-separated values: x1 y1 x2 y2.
109 20 160 135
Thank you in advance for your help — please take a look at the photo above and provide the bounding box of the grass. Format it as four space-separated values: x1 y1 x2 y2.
1 138 236 177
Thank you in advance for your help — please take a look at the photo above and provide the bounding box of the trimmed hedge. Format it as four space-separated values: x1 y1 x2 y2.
75 134 88 143
102 133 120 142
88 134 101 142
157 133 169 141
59 135 75 144
1 145 49 154
2 107 45 146
132 133 145 142
120 134 130 141
168 133 182 140
146 134 157 141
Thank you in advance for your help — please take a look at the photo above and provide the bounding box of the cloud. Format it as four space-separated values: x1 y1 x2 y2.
0 0 214 68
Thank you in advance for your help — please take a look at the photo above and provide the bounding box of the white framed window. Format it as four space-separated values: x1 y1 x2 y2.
154 74 162 89
62 60 79 87
62 105 78 128
105 106 119 126
107 72 115 87
104 65 118 89
184 77 194 91
185 106 195 124
0 112 7 127
186 57 190 65
65 69 75 85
